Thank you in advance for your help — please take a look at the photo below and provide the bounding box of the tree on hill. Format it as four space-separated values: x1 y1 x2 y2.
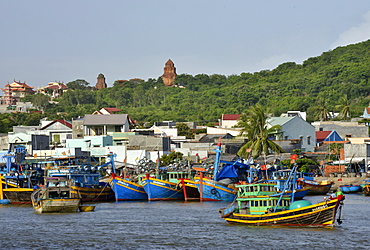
66 79 91 90
335 94 352 121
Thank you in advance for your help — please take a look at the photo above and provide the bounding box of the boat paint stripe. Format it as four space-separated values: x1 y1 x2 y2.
148 178 179 186
114 178 144 188
70 190 112 196
115 183 146 193
235 200 337 217
147 182 179 191
3 188 34 191
201 182 236 194
231 205 335 223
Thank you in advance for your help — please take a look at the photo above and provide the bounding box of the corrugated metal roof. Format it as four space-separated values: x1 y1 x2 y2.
83 114 128 125
267 117 294 126
316 131 331 141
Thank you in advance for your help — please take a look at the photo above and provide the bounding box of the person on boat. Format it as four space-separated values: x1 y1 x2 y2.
335 189 345 201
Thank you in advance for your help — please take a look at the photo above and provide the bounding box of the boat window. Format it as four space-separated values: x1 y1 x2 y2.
263 201 267 206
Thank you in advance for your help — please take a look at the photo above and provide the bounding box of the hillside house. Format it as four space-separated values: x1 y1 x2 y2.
221 114 240 128
280 111 307 121
39 119 73 147
92 107 122 115
268 116 316 152
312 121 368 140
1 80 35 105
83 114 130 136
316 130 343 145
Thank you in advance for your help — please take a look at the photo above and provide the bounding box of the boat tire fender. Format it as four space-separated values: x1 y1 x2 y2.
210 188 217 195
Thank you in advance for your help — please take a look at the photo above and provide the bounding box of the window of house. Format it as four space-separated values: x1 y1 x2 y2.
115 126 121 132
66 134 72 139
53 134 60 143
307 136 311 145
346 134 352 138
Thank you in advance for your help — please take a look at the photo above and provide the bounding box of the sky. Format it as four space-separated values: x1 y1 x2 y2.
1 0 370 89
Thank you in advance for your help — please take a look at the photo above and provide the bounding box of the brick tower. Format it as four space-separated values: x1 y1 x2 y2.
162 59 177 86
95 73 107 90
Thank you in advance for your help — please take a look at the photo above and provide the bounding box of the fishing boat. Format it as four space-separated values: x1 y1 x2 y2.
1 145 44 204
180 178 200 201
339 184 362 193
141 172 185 201
46 154 116 202
31 177 81 213
194 141 253 202
219 167 345 227
294 172 334 195
109 174 148 201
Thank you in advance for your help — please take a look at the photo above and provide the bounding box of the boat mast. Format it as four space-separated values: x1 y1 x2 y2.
213 139 222 181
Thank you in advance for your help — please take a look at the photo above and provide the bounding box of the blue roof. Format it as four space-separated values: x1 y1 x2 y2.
323 130 343 141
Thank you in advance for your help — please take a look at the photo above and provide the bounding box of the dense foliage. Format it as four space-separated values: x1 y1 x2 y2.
2 40 370 132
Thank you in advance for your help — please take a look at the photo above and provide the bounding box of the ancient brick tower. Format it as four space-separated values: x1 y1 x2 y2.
95 73 107 89
162 59 177 86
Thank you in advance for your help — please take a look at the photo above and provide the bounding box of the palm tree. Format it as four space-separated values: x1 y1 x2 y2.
313 98 332 121
335 94 352 121
235 104 285 159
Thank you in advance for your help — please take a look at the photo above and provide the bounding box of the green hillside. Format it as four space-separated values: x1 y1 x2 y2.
4 39 370 131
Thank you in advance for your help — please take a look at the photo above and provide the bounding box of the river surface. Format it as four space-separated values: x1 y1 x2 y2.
0 194 369 250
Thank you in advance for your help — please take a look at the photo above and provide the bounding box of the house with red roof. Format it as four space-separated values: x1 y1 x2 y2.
37 82 68 98
39 119 73 147
221 114 241 128
92 107 122 115
1 80 35 105
316 130 343 145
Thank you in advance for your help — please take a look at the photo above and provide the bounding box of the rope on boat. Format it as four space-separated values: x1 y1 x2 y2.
91 181 110 203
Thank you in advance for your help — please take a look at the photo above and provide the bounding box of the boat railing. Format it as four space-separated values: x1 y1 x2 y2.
273 165 297 212
31 188 42 204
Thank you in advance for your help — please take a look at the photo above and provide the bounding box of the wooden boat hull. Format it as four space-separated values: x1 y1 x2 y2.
79 205 95 212
195 178 237 202
340 185 362 193
33 198 81 214
70 185 115 202
3 188 34 204
302 183 332 195
220 198 341 227
181 179 200 201
142 177 183 201
109 177 148 201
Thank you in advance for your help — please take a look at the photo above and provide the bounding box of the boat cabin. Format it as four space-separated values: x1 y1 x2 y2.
237 183 277 197
236 195 291 215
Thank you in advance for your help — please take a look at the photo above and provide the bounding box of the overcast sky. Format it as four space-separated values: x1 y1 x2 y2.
1 0 370 89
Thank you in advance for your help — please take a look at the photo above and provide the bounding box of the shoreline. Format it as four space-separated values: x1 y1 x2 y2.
315 176 367 192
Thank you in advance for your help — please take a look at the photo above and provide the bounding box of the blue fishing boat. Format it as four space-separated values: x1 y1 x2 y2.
109 174 148 201
194 141 256 202
1 145 44 204
46 154 116 202
141 173 184 201
339 184 362 193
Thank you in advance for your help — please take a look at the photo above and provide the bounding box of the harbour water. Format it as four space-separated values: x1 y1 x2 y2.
1 194 369 250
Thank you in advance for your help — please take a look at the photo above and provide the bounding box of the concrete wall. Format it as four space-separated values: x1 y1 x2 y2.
312 121 369 139
72 119 84 139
